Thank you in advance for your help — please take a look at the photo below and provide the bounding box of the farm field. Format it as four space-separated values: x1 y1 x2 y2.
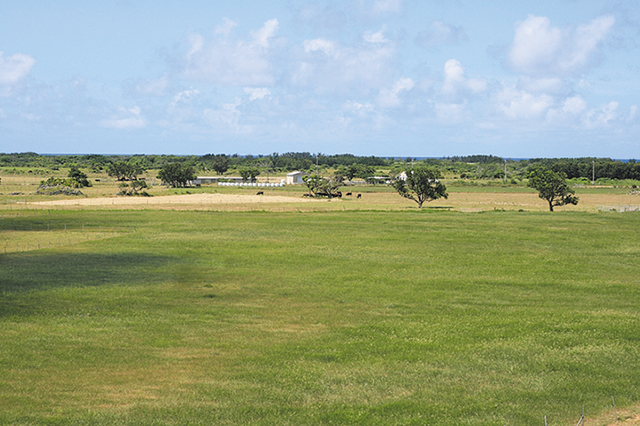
1 207 640 425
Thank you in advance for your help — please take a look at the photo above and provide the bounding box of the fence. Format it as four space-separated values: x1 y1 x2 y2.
1 221 135 254
598 205 640 212
542 397 623 426
217 182 284 187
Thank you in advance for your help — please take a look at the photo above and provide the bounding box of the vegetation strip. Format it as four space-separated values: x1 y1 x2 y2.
1 209 639 425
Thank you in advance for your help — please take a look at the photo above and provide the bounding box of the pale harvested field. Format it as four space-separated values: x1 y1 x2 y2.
451 191 640 212
14 190 640 212
28 193 323 207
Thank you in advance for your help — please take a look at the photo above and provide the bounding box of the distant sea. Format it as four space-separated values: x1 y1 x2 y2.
35 153 637 162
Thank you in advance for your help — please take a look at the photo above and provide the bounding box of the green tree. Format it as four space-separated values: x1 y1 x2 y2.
302 174 342 198
527 166 579 211
210 155 230 175
107 161 145 181
393 167 448 208
118 180 149 196
67 166 92 187
268 152 280 171
239 167 260 182
157 163 196 188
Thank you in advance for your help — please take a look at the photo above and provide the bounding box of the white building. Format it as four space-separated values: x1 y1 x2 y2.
286 171 305 185
193 176 243 185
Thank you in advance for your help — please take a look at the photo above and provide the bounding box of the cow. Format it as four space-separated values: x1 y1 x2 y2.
357 193 362 199
345 192 352 196
256 191 264 195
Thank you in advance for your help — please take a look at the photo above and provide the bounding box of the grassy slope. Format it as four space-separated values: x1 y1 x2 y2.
1 209 639 425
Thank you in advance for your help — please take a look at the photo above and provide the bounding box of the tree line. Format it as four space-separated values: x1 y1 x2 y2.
2 152 639 181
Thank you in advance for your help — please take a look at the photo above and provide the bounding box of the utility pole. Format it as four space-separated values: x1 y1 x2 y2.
592 160 595 185
504 159 507 183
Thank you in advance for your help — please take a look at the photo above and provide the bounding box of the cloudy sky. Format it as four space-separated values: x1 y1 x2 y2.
1 0 639 158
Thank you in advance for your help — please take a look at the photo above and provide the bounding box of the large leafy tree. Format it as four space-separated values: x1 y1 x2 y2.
107 161 145 181
210 155 230 175
67 166 92 187
338 163 377 181
238 167 260 182
527 166 579 211
302 174 342 198
393 167 448 208
157 163 196 188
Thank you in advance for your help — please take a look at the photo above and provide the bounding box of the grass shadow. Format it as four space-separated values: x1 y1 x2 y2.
0 251 171 294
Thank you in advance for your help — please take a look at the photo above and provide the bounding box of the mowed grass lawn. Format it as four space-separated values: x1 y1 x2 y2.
1 209 639 425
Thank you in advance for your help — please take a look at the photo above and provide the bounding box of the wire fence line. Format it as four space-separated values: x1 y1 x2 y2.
0 222 136 233
1 222 136 254
540 397 624 426
598 204 640 212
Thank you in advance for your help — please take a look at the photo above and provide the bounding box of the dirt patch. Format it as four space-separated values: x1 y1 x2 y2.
29 193 326 207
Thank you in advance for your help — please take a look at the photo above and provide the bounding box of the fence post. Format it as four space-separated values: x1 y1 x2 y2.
612 396 617 422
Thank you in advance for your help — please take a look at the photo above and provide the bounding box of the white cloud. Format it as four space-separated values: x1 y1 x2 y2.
497 86 554 120
215 18 238 36
364 26 389 43
203 98 253 133
303 38 337 56
371 0 402 14
251 19 279 48
129 76 169 97
585 101 618 128
546 95 587 124
294 38 396 95
378 77 414 108
344 100 376 115
358 0 403 15
517 76 566 95
179 19 279 86
100 106 146 129
507 15 615 77
434 102 467 123
415 21 468 48
244 87 271 101
442 59 486 96
170 89 200 106
186 34 205 58
0 52 35 85
562 96 587 115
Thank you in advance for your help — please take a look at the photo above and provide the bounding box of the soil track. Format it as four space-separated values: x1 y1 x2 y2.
29 193 324 207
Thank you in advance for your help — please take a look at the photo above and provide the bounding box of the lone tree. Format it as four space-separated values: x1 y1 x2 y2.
106 160 145 181
157 163 196 188
210 154 230 175
302 174 342 198
527 166 579 211
238 166 260 183
67 165 92 187
393 167 448 208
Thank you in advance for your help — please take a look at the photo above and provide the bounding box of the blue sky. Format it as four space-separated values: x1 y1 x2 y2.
1 0 639 158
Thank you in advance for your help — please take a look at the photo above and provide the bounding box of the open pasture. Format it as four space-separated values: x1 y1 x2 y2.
7 186 640 214
1 208 640 425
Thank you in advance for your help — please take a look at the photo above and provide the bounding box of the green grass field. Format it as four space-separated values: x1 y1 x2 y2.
2 209 640 425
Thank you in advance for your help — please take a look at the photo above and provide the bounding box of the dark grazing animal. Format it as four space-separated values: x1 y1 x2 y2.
357 193 362 199
256 191 264 195
345 192 352 196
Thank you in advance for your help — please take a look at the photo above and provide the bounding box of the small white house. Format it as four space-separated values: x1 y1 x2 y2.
286 171 305 185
